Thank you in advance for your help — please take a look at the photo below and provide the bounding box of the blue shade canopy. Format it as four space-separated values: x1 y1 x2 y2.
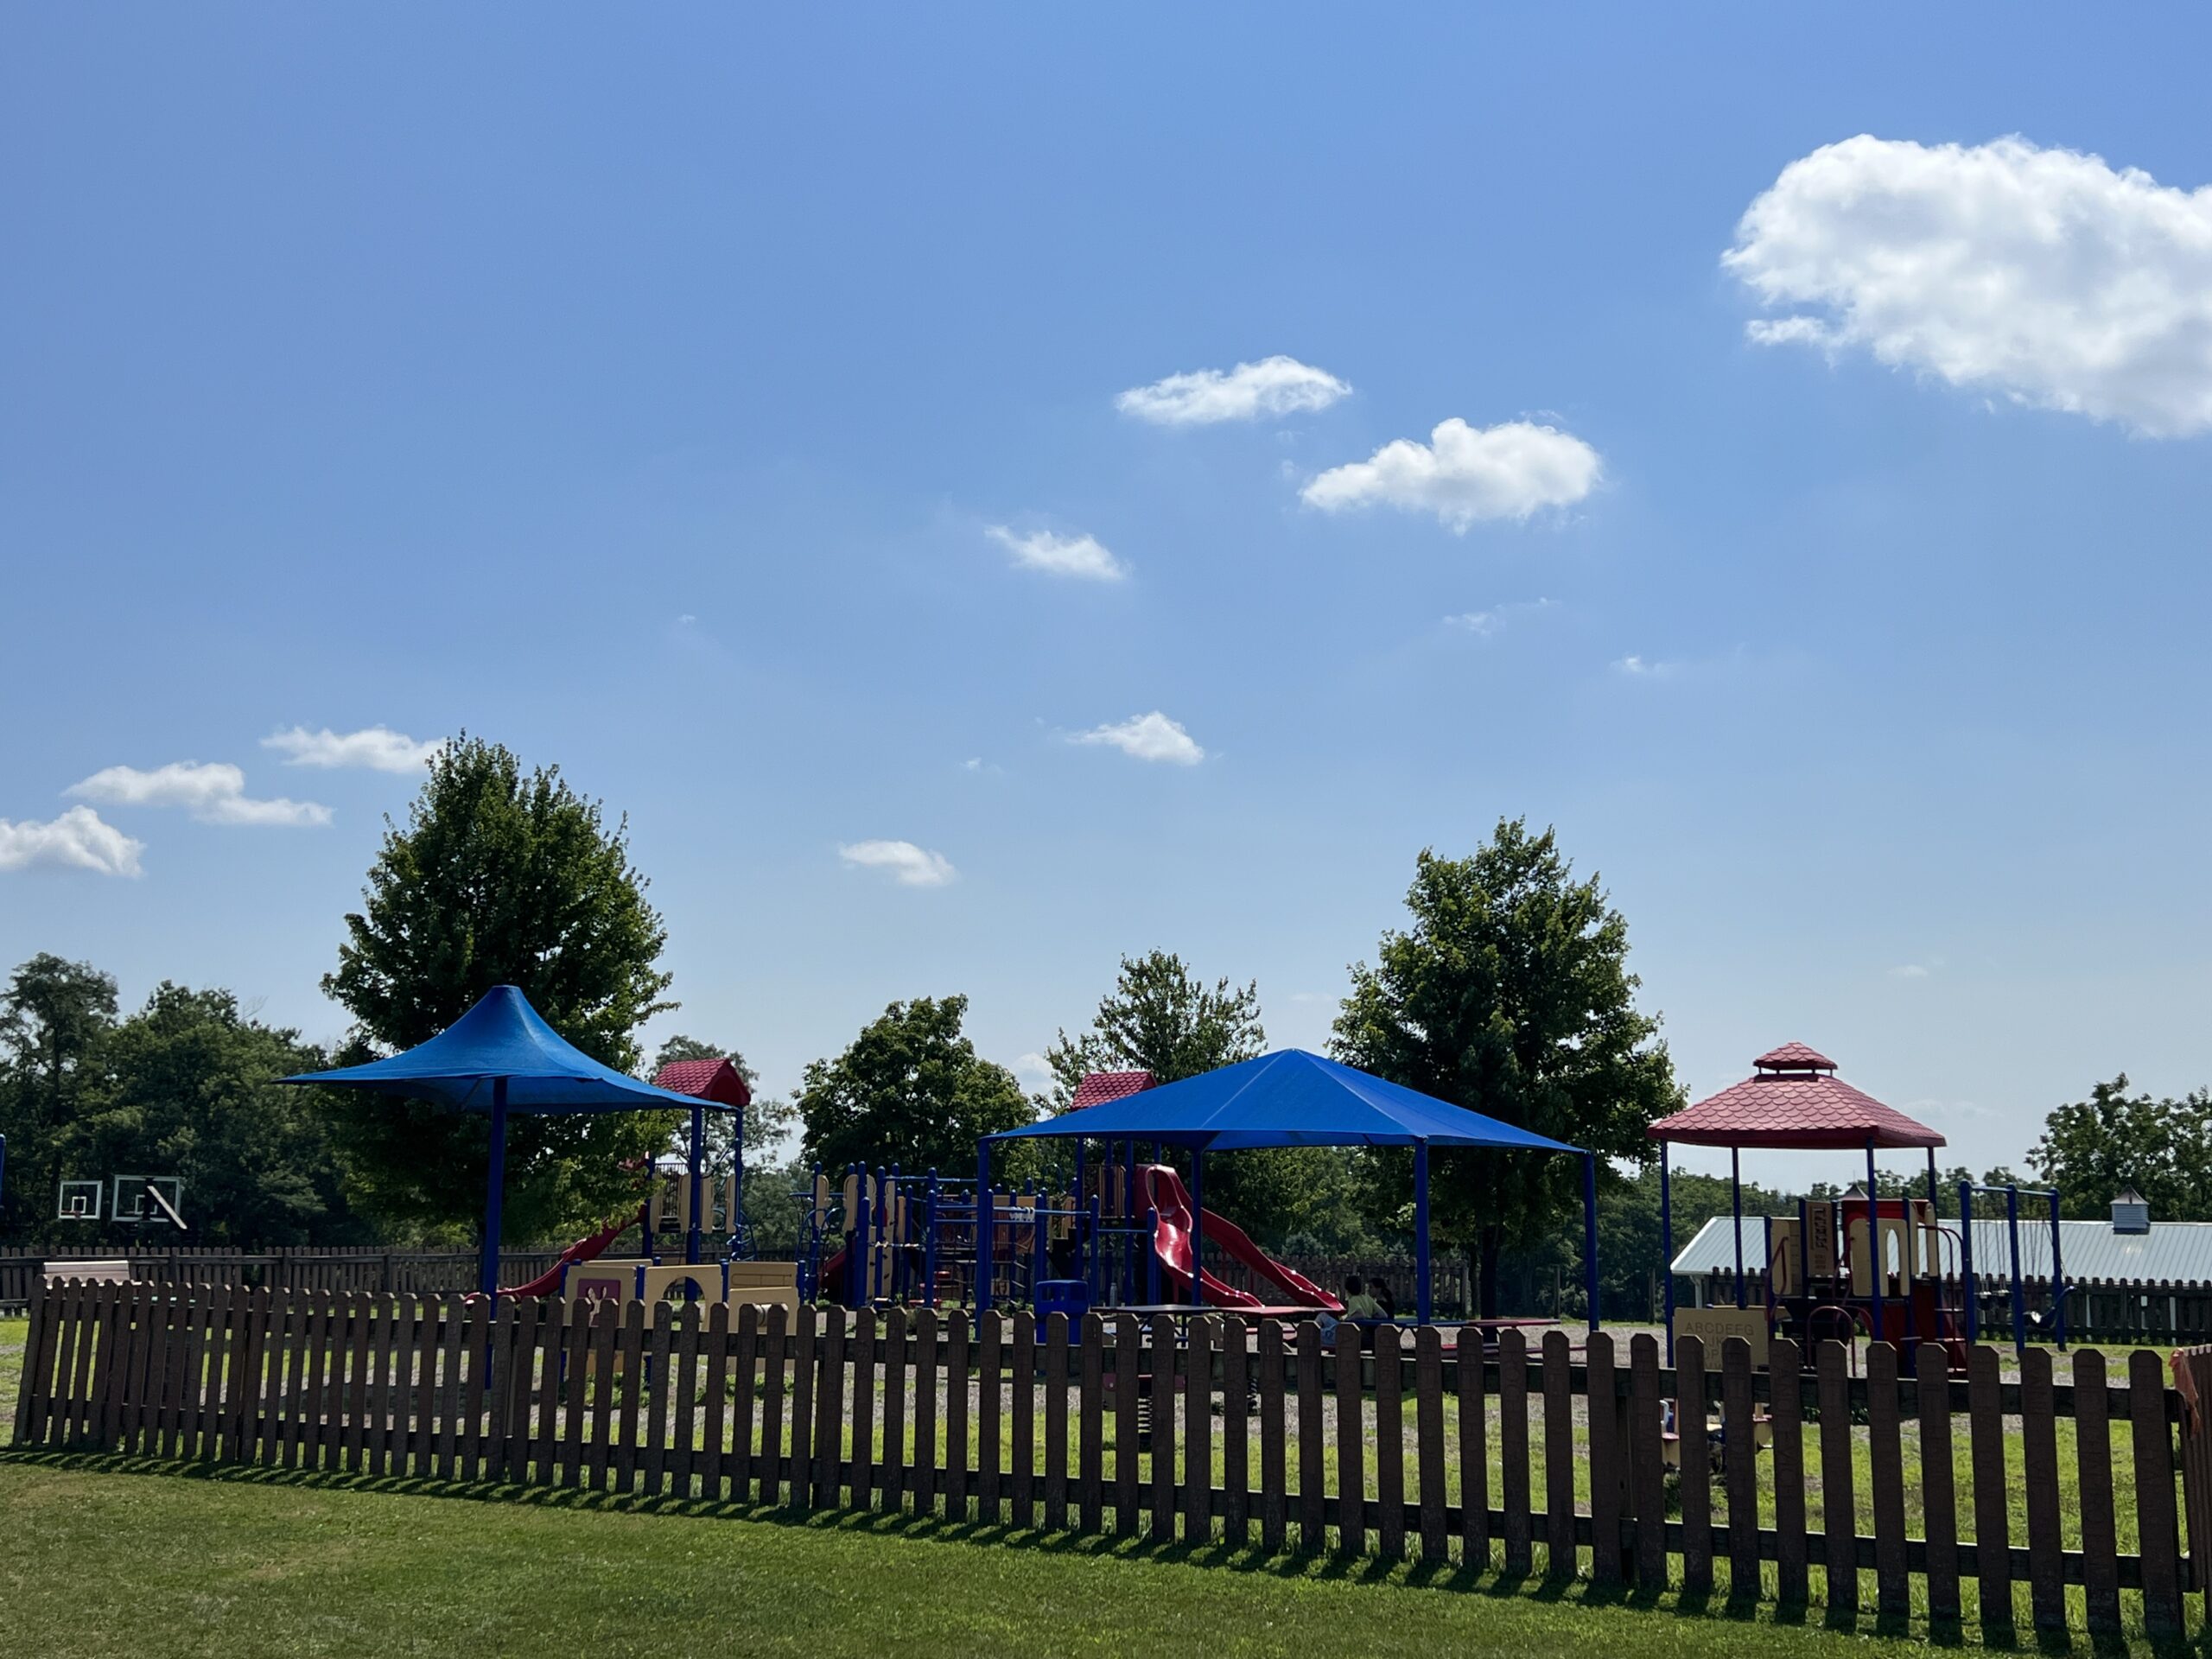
987 1048 1585 1154
280 984 727 1116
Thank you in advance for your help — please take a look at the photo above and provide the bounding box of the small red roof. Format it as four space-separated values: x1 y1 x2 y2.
1649 1045 1943 1151
1071 1070 1154 1110
1754 1040 1836 1071
651 1058 753 1110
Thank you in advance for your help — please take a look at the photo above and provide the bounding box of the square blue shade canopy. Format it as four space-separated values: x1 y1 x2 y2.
279 984 731 1116
987 1048 1585 1153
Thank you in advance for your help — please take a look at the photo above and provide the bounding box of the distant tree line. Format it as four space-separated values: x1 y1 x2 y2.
5 736 2193 1302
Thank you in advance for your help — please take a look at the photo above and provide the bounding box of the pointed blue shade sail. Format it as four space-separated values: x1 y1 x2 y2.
985 1048 1585 1153
279 984 727 1116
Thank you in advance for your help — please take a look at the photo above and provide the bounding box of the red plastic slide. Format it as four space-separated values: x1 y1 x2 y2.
499 1204 646 1298
1137 1165 1339 1312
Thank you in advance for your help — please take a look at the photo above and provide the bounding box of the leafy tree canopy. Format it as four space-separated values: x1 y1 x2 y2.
1040 950 1266 1105
0 953 118 1233
2028 1075 2212 1221
1332 819 1681 1313
798 995 1032 1177
321 736 677 1244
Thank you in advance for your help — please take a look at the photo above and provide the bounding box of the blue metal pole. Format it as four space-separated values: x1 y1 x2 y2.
1414 1138 1432 1325
1581 1151 1599 1334
1189 1151 1205 1308
1731 1147 1745 1310
1088 1194 1102 1301
480 1076 509 1299
887 1164 903 1300
1146 1208 1161 1304
2049 1188 2066 1350
1959 1181 1977 1344
1659 1141 1675 1364
1866 1138 1884 1348
976 1145 993 1312
686 1103 705 1266
2006 1183 2026 1360
924 1171 941 1308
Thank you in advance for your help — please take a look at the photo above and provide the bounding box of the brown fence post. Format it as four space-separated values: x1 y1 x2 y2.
1865 1341 1907 1620
2018 1344 2064 1631
1916 1341 1961 1626
1678 1333 1712 1596
1768 1336 1807 1607
1721 1336 1759 1604
2174 1344 2212 1634
1967 1344 2012 1633
1459 1327 1490 1572
1259 1318 1287 1554
1414 1325 1446 1567
1499 1327 1533 1576
1077 1312 1104 1534
1543 1330 1575 1580
1586 1331 1621 1586
1295 1320 1325 1553
1008 1309 1033 1529
2133 1346 2183 1638
1629 1333 1664 1590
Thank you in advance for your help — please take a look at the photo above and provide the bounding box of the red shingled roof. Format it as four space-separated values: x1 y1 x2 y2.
1649 1045 1943 1150
1070 1070 1154 1110
1754 1040 1836 1071
650 1058 753 1110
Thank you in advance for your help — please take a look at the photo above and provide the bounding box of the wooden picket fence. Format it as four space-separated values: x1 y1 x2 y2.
11 1277 2212 1642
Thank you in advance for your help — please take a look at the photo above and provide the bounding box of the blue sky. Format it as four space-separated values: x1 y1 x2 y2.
6 10 2211 1188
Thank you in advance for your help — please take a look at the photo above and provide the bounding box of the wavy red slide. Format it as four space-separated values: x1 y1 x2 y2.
1139 1165 1339 1312
498 1204 646 1298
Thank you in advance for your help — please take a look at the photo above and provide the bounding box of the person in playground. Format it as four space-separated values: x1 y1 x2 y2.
1342 1274 1384 1319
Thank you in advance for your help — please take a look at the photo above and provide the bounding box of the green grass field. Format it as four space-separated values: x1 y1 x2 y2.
0 1455 2021 1659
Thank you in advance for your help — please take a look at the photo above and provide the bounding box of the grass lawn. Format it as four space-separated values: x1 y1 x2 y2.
0 1457 2027 1659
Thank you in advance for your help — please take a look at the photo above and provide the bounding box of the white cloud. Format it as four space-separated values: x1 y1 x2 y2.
1302 418 1602 531
838 839 957 887
1069 711 1205 766
0 806 145 877
1445 598 1557 637
1890 963 1932 979
67 762 331 827
1611 655 1679 680
1014 1052 1053 1081
1116 355 1351 426
1726 134 2212 436
263 725 439 772
986 525 1128 582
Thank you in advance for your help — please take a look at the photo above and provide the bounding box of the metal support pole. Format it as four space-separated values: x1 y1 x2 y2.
1659 1141 1675 1364
1414 1138 1433 1325
1731 1147 1745 1310
1959 1180 1977 1343
480 1076 509 1299
1146 1208 1161 1304
924 1171 941 1307
976 1146 993 1311
2006 1184 2026 1360
1582 1151 1599 1334
1866 1138 1884 1348
686 1103 705 1266
850 1166 871 1306
2049 1188 2066 1349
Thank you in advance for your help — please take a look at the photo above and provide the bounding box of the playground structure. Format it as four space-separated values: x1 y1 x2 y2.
1653 1042 2065 1371
791 1155 1337 1318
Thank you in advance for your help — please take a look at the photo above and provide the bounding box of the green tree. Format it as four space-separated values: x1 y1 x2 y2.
321 736 678 1245
1040 950 1266 1106
0 954 118 1235
1332 821 1682 1315
1039 949 1359 1246
2028 1075 2212 1220
652 1033 799 1164
67 983 363 1246
798 995 1032 1177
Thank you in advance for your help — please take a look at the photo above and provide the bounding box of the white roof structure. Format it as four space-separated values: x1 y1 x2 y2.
1669 1215 2212 1287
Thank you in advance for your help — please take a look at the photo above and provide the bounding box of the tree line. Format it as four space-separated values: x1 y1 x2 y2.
3 734 2193 1315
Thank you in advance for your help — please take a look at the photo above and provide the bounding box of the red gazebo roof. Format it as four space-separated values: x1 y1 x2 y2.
650 1058 753 1110
1070 1070 1154 1110
1649 1043 1943 1150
